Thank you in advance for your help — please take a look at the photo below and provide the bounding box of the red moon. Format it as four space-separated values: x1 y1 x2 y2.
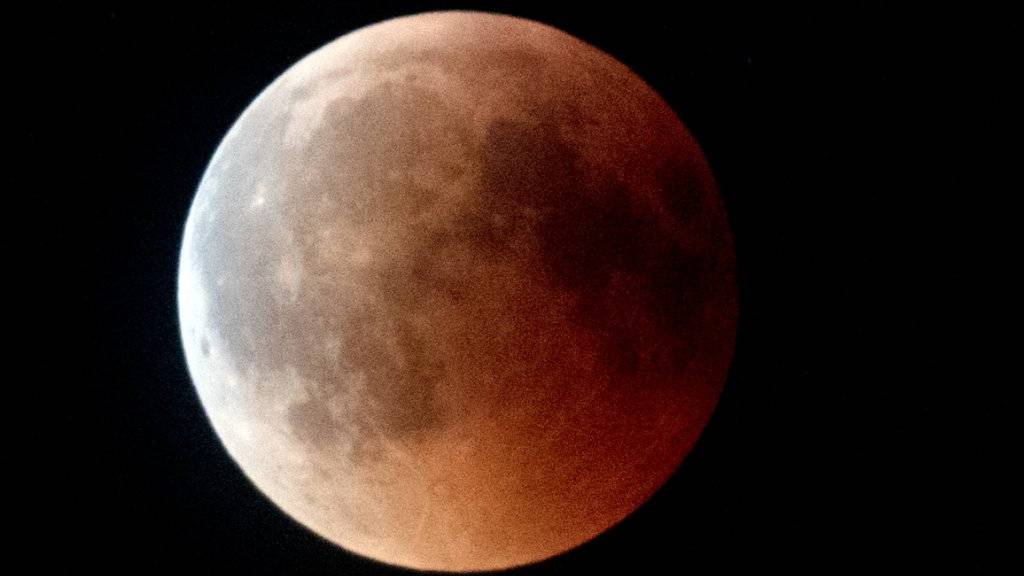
178 11 737 572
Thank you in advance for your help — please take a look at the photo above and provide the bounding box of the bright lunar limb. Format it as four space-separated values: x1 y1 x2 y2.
178 10 737 572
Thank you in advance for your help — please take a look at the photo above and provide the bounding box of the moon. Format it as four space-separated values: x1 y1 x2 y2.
178 11 736 572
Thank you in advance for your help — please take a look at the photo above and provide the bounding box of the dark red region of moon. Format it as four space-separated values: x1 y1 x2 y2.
178 11 737 572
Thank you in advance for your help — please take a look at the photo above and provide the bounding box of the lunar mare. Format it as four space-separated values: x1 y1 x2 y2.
178 11 736 572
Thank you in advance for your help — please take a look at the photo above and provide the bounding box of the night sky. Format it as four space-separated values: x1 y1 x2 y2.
36 3 1005 573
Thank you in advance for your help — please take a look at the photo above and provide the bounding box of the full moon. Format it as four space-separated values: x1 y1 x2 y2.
179 11 736 572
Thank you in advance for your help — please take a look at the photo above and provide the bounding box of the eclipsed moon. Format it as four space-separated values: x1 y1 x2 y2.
178 10 736 572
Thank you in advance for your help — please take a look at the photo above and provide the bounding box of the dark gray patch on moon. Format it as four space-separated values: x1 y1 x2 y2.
334 314 446 438
287 397 338 448
465 107 724 386
303 82 468 226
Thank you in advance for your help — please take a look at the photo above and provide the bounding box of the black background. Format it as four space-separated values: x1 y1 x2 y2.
31 2 1008 573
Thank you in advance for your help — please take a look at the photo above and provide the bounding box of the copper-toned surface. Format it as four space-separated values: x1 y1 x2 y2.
178 11 736 572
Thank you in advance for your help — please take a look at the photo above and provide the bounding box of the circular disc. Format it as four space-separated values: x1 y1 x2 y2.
178 10 737 572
